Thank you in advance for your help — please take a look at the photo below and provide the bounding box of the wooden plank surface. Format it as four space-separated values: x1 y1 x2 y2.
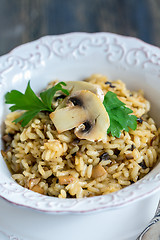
0 0 159 56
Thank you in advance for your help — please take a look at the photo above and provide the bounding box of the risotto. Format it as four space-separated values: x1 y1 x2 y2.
2 74 160 198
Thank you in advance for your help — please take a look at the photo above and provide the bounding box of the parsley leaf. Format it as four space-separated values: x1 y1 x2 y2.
5 81 137 137
5 81 69 127
5 81 46 111
13 110 40 127
40 82 69 111
103 91 137 138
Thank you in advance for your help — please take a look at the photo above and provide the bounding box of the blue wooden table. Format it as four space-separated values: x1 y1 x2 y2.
0 0 159 55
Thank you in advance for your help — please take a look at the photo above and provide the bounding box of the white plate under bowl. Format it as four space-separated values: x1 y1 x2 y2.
0 32 160 240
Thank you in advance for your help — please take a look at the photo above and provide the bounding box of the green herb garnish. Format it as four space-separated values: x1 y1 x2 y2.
103 91 137 138
5 81 69 127
5 81 137 137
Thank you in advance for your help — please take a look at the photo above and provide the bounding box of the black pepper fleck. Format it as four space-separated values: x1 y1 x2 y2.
139 160 147 169
129 144 136 151
72 138 80 146
100 152 110 161
105 81 115 88
137 118 143 123
114 148 120 156
71 152 76 157
66 192 74 198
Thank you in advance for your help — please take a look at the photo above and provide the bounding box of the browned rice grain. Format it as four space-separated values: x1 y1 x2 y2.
2 74 160 198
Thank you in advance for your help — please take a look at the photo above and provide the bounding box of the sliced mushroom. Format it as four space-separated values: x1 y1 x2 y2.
28 178 41 189
2 134 12 142
31 185 44 194
92 164 106 179
50 90 110 141
56 80 104 110
58 175 75 185
64 81 104 102
74 90 109 141
50 106 86 133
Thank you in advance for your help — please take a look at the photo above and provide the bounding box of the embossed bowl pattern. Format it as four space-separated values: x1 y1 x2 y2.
0 32 160 213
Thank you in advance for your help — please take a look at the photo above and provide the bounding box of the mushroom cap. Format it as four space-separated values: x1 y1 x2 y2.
65 81 104 102
50 89 110 142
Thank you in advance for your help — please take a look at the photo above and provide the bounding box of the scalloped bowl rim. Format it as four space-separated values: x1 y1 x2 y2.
0 32 160 214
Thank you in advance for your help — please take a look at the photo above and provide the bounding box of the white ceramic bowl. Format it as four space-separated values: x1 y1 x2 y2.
0 32 160 240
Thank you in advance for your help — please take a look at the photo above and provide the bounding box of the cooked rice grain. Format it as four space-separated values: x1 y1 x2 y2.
2 74 160 198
